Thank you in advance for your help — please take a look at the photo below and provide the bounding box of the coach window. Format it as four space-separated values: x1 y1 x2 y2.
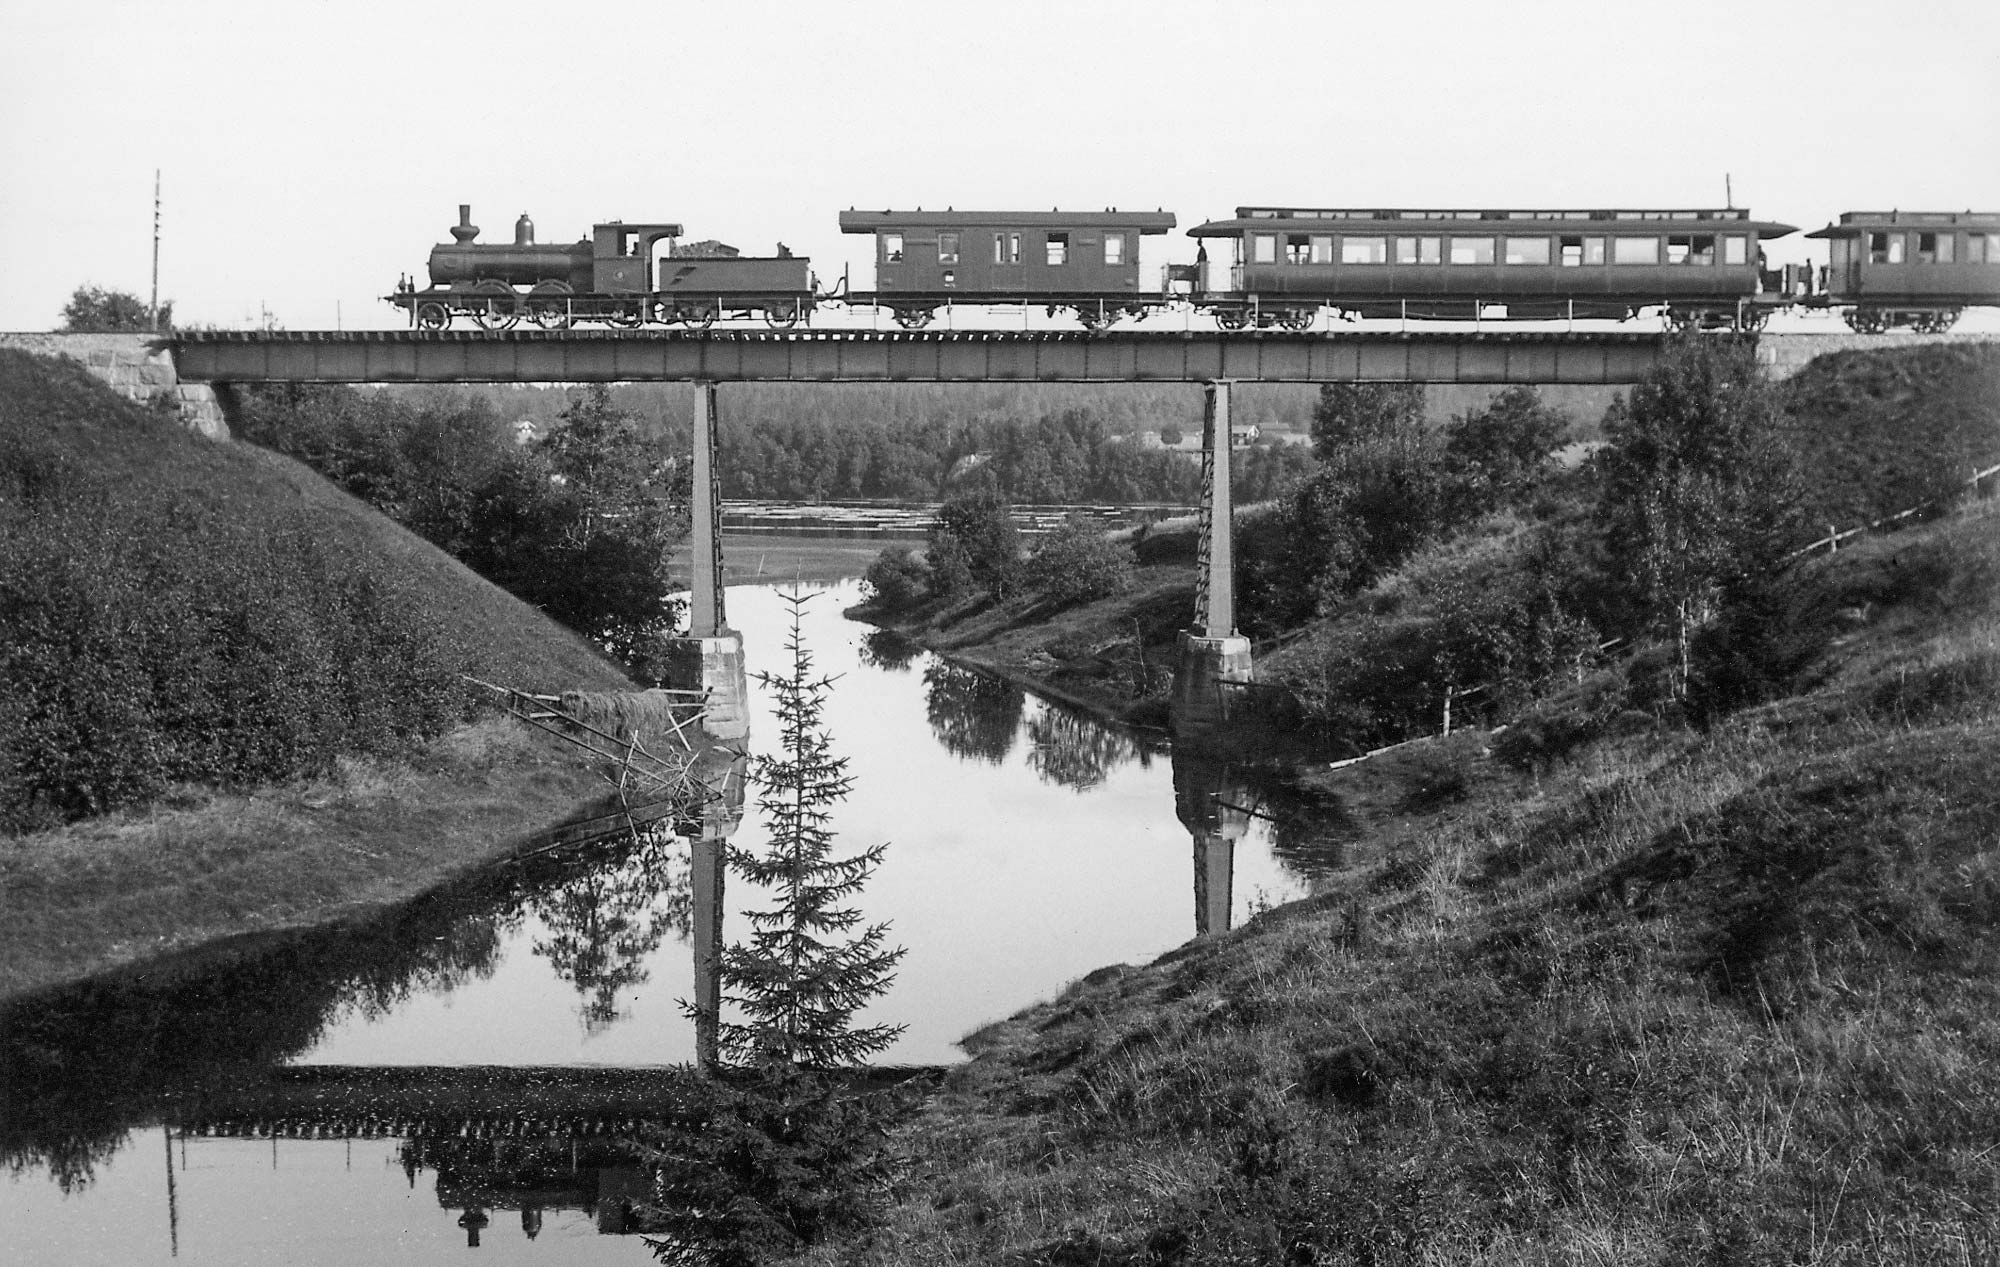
1396 236 1443 265
882 233 904 263
1723 235 1748 266
1311 235 1334 263
1341 236 1387 264
1104 233 1126 266
1252 234 1277 265
1980 234 2000 263
1449 236 1495 265
1665 235 1713 265
1046 233 1069 266
939 233 959 265
1612 236 1660 265
1504 236 1551 265
1869 231 1906 264
1559 236 1606 266
994 234 1007 264
1008 233 1023 264
1916 232 1951 264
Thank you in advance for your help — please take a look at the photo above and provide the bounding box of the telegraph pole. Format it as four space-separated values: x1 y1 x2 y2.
150 170 161 332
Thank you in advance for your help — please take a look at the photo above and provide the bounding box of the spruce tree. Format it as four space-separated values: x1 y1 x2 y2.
716 589 905 1068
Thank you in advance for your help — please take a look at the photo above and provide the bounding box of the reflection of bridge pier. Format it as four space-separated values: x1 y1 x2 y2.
1172 744 1255 937
681 736 747 1070
1172 380 1254 733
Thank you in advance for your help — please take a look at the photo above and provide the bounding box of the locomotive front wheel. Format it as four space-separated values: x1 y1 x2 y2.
763 302 801 329
415 301 450 331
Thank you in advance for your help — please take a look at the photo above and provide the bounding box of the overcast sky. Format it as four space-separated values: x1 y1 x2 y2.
3 0 1996 331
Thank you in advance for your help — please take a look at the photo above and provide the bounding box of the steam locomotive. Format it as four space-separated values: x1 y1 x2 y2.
386 202 2000 335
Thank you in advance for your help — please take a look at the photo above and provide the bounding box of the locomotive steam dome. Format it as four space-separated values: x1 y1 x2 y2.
515 213 534 245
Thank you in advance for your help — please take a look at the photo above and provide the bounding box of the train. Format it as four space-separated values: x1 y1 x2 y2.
386 202 2000 335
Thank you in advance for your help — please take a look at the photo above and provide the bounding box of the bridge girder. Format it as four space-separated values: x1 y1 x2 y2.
172 329 1671 385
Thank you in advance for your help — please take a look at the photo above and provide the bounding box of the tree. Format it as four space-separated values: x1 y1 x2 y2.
1439 385 1570 519
929 488 1020 597
712 590 905 1069
59 285 170 333
1592 337 1801 696
1310 382 1425 461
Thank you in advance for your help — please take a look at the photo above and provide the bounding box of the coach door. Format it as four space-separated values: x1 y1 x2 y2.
992 230 1025 292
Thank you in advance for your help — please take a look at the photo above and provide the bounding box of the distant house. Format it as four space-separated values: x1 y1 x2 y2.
512 419 541 447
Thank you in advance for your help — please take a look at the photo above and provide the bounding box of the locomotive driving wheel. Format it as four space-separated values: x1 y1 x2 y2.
607 301 644 329
471 282 518 331
1214 309 1249 332
414 300 450 331
527 283 572 330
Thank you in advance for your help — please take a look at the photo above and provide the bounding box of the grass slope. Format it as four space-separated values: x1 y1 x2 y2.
0 350 642 996
840 498 2000 1266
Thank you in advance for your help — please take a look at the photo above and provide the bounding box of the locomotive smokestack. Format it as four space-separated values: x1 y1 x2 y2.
451 204 480 244
515 212 535 245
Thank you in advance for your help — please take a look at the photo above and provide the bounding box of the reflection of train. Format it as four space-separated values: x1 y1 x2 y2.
386 202 2000 334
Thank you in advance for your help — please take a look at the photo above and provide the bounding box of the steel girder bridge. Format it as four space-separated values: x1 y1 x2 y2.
170 327 1671 731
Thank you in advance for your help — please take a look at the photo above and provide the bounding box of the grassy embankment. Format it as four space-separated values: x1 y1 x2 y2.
824 346 2000 1263
0 350 643 998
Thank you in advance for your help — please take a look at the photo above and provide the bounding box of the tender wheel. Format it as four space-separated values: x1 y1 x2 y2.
607 301 643 329
1843 307 1889 334
1277 308 1315 331
1912 309 1960 334
527 285 573 330
1737 307 1771 334
763 301 801 329
677 304 716 330
893 306 934 330
1664 308 1701 333
1214 308 1249 332
414 300 450 331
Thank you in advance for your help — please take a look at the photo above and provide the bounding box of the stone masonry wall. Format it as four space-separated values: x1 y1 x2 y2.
1755 330 2000 380
0 332 229 439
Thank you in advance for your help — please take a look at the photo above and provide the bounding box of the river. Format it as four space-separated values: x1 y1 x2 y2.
0 579 1353 1264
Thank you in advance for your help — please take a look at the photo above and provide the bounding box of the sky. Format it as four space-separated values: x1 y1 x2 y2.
3 0 1997 332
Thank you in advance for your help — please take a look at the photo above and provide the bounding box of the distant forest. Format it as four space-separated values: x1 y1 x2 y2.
400 381 1596 506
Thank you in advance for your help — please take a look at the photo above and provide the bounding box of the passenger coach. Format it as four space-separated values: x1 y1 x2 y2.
1806 210 2000 332
1187 207 1798 330
838 208 1177 328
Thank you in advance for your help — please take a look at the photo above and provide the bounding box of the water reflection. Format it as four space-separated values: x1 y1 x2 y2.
1171 744 1260 937
922 660 1024 764
1026 702 1154 792
528 835 690 1033
858 627 921 673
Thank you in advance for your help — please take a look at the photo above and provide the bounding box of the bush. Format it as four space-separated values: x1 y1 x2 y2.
861 546 929 611
1023 518 1134 607
930 489 1020 597
0 414 471 832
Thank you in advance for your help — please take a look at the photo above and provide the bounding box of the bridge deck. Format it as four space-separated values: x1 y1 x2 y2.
173 328 1671 384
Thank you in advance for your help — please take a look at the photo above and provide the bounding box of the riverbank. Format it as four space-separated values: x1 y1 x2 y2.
819 498 2000 1264
0 717 636 998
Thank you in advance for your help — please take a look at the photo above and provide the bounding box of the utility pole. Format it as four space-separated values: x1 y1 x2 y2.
150 170 161 332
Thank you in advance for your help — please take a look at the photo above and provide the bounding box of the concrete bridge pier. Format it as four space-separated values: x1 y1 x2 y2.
1171 380 1254 732
667 380 750 742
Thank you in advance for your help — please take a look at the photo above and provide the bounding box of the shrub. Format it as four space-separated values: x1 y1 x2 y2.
0 432 471 833
860 546 928 611
1023 518 1134 607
